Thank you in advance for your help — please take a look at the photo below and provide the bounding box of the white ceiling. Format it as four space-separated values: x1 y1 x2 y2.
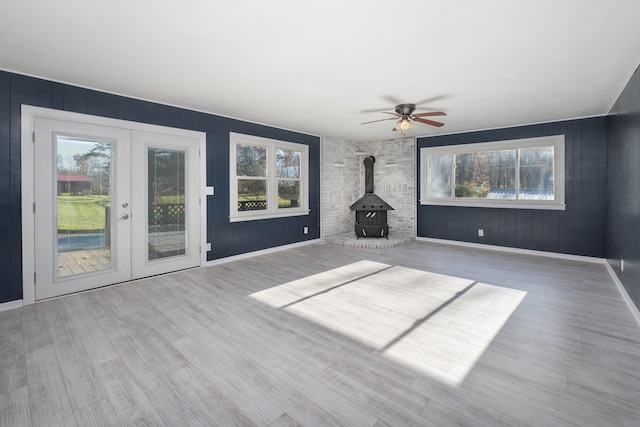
2 1 640 142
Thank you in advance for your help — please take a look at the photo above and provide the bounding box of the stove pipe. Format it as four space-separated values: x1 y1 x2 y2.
364 156 375 193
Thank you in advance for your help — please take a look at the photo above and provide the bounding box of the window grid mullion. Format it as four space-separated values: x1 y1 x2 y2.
515 149 520 200
267 146 275 212
451 153 457 198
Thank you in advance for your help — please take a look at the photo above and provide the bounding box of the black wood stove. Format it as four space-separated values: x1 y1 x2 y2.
349 156 394 239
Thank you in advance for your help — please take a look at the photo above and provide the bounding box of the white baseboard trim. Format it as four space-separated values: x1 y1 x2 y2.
0 299 23 313
415 237 606 264
206 238 323 266
604 262 640 328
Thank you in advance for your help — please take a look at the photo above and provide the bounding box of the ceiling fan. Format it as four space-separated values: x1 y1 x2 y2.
361 103 446 136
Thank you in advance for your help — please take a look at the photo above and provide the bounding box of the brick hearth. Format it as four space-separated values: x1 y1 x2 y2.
324 232 413 249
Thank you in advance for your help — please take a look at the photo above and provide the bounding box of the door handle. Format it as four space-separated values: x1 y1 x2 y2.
121 214 130 220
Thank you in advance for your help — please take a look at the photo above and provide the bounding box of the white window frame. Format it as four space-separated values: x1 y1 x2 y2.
230 132 309 222
420 135 565 210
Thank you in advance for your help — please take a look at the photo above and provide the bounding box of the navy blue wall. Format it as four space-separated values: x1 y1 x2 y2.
607 65 640 309
417 117 608 257
0 70 320 304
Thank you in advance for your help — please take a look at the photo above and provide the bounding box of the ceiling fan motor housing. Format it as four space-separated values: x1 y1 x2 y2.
395 103 416 116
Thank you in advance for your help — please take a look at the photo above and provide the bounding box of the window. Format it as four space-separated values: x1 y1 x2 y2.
230 133 309 221
420 135 565 210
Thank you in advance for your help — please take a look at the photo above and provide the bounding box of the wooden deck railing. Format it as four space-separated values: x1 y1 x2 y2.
149 203 185 224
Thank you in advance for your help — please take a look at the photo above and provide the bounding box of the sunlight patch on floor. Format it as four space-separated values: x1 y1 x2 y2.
249 260 527 386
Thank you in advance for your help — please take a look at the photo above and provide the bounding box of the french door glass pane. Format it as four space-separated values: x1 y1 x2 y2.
148 148 186 260
56 137 112 278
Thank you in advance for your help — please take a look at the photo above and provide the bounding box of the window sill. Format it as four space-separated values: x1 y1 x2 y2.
420 200 566 210
229 209 310 222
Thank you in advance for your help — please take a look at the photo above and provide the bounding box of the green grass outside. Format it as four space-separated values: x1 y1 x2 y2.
57 194 186 232
57 194 110 232
152 195 185 204
58 192 297 231
238 194 266 202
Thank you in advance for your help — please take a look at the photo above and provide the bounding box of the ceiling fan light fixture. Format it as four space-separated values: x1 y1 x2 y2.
393 117 411 136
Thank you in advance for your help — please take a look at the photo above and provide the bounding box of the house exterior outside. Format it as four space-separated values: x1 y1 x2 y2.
57 174 91 194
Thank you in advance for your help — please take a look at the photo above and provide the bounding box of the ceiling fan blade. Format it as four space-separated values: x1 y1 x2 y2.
360 106 404 113
413 117 445 127
414 95 449 106
361 117 399 125
382 95 403 105
412 111 447 118
360 96 404 113
361 107 392 113
381 112 401 116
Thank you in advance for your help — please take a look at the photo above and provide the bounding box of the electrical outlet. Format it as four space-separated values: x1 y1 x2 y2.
303 226 308 235
206 243 211 251
478 229 484 237
621 259 624 272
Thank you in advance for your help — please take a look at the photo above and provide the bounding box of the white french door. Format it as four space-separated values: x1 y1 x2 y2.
131 130 201 278
33 117 201 300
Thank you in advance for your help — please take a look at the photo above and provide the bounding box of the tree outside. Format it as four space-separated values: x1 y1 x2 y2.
455 150 515 198
236 144 268 210
57 139 112 233
452 147 553 199
276 148 301 208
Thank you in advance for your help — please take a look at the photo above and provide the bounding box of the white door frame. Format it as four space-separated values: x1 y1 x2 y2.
21 105 207 305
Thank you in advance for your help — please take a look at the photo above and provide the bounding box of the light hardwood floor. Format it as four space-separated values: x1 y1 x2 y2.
2 240 640 426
